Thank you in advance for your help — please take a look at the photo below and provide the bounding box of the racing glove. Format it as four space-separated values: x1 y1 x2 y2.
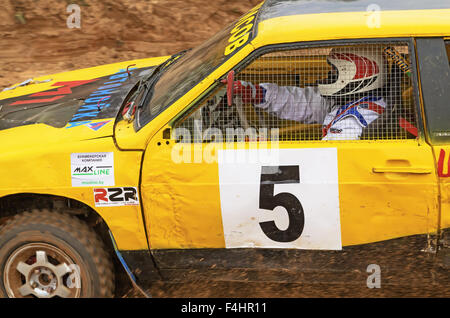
233 81 265 104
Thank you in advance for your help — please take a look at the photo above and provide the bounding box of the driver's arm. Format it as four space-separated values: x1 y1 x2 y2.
255 83 331 124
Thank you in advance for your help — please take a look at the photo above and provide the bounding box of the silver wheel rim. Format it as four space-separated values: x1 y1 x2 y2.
4 243 82 298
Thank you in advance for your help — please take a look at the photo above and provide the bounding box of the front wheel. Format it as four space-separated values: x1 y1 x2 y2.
0 210 115 298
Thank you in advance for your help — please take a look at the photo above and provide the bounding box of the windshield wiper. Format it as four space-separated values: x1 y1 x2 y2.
136 49 191 110
132 49 191 127
123 49 190 123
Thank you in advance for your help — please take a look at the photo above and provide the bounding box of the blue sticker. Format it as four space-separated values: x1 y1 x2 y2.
86 120 111 131
66 120 111 131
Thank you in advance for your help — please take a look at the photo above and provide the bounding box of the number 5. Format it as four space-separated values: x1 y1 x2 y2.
259 166 305 242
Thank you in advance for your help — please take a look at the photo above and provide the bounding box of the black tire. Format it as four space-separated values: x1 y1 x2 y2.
0 209 115 298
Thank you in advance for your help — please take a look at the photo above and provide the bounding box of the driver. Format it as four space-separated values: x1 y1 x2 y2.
232 47 388 140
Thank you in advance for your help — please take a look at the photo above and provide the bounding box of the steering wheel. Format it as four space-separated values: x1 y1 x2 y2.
222 71 321 140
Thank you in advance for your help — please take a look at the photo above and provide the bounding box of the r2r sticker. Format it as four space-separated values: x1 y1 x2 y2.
93 187 139 207
218 148 341 250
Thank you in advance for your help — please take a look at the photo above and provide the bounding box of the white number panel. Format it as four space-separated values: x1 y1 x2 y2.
218 148 341 250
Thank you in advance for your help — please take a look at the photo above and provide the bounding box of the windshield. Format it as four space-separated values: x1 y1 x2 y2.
136 21 239 128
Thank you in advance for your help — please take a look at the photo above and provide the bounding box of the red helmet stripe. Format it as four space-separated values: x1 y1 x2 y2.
331 53 380 80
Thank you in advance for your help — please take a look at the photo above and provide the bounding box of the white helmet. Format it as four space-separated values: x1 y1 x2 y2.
318 47 387 97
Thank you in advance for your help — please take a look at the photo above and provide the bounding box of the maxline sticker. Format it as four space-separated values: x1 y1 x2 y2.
93 187 139 207
71 152 115 187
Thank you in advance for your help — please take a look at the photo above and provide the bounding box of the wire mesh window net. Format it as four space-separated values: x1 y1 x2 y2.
174 43 418 143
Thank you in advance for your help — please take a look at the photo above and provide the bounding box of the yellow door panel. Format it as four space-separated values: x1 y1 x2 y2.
141 130 225 249
142 129 438 249
338 141 439 246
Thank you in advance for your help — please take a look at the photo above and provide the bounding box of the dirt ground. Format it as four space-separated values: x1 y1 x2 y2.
0 0 260 90
125 281 449 298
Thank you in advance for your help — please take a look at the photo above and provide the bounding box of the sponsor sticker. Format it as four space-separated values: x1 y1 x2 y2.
224 3 262 57
71 152 115 187
66 120 112 131
93 187 139 207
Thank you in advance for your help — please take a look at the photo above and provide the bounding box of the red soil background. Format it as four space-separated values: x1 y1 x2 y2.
0 0 260 90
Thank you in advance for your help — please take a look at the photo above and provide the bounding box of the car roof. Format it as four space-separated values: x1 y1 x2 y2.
252 0 450 47
258 0 450 21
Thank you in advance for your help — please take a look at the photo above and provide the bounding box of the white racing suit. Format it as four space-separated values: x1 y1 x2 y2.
255 83 387 140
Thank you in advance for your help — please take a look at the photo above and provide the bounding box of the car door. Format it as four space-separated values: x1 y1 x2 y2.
416 37 450 262
141 39 440 288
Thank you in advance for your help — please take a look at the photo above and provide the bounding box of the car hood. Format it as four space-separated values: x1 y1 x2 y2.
0 58 168 139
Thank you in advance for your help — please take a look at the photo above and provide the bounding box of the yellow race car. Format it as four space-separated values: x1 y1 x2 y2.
0 0 449 297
